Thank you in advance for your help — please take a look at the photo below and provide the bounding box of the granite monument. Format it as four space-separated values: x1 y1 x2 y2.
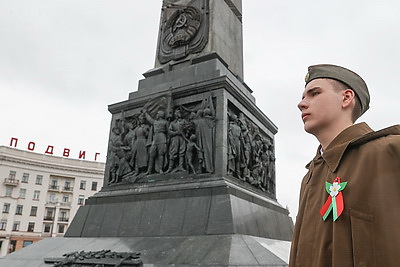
1 1 294 266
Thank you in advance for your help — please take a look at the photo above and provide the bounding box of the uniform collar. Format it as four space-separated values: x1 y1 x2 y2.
309 123 373 172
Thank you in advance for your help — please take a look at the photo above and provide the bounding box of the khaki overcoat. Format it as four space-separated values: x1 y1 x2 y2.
289 123 400 266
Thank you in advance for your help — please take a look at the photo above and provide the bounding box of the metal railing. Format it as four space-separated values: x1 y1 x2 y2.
4 178 19 186
62 186 73 192
48 185 60 191
58 217 69 222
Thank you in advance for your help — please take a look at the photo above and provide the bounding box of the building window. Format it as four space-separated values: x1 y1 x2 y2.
9 171 16 179
62 195 69 203
23 240 33 247
19 188 26 199
91 181 98 191
15 205 23 215
49 193 56 203
30 206 38 216
33 190 40 200
78 195 85 205
27 222 35 232
64 181 72 191
12 221 20 231
35 175 43 185
2 203 10 213
43 223 52 233
45 208 55 220
60 210 67 218
0 220 7 230
50 179 58 190
59 210 68 222
80 180 86 190
5 187 13 197
22 173 29 183
58 224 65 234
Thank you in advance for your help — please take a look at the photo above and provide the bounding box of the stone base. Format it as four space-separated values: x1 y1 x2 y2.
0 235 291 266
66 177 293 241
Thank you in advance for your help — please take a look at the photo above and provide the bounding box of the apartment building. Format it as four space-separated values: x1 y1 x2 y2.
0 146 105 257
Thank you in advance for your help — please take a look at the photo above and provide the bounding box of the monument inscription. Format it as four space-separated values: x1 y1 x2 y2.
44 250 142 266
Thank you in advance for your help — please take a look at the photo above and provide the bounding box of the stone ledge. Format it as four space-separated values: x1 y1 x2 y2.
0 235 290 266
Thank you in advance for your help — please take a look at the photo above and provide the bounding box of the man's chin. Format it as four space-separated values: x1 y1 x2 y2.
304 123 316 135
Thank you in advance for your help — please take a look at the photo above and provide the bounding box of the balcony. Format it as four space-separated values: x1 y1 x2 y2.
46 201 58 207
61 186 73 192
43 216 55 221
48 185 60 191
58 217 69 222
4 178 19 186
59 202 72 207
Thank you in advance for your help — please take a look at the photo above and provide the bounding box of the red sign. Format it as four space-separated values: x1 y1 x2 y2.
9 137 101 161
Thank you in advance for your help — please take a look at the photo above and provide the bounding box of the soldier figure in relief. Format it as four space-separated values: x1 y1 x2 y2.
167 109 187 173
144 110 168 174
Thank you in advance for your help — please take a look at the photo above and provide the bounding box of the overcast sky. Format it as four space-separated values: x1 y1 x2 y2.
1 0 399 218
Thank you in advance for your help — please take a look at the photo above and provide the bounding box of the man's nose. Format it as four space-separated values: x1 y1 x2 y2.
297 99 307 111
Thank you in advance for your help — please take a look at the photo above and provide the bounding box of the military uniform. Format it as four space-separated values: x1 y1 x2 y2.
291 64 400 266
289 122 400 266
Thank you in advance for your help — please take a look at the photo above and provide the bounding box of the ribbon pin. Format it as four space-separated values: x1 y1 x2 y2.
320 177 348 221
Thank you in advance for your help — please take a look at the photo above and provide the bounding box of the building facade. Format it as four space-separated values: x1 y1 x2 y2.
0 146 105 257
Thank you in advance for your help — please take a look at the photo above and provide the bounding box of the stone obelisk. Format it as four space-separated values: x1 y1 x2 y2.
0 1 293 266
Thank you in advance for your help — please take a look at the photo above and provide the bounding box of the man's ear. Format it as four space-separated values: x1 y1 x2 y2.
342 89 356 108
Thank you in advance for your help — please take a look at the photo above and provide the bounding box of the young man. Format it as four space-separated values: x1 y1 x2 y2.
289 64 400 266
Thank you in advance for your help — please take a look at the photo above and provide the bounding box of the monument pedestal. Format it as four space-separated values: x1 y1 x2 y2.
67 177 292 241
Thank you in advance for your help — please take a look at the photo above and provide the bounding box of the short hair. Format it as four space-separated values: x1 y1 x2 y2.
328 79 362 122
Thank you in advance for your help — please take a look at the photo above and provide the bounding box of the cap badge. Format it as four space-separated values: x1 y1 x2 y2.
304 72 310 82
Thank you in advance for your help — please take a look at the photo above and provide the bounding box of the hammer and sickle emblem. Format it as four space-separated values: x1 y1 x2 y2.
174 13 188 30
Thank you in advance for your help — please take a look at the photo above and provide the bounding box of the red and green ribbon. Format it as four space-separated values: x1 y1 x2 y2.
320 177 348 221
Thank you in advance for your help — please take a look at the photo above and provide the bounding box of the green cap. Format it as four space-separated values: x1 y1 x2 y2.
305 64 370 116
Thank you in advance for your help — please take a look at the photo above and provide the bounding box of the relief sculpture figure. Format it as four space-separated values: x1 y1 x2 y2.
167 109 187 173
260 140 274 192
227 113 244 179
144 110 169 174
249 133 264 188
185 134 202 174
266 142 276 194
123 121 136 151
238 113 251 180
108 126 123 184
108 124 133 184
193 108 215 173
130 114 150 176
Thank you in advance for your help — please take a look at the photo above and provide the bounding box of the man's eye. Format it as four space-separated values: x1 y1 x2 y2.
312 92 320 96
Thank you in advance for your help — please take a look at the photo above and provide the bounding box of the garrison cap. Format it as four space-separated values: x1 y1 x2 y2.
305 64 370 116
